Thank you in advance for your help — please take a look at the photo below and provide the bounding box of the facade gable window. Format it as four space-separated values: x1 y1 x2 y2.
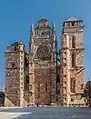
72 36 75 48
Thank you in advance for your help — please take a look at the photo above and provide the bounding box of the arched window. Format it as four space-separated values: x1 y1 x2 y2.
56 74 60 83
72 36 75 48
72 53 75 67
25 76 29 90
72 22 74 26
46 83 47 92
38 81 40 91
70 78 75 93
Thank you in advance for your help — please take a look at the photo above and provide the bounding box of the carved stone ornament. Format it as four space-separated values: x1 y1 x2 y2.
29 84 32 90
29 91 33 96
36 44 51 60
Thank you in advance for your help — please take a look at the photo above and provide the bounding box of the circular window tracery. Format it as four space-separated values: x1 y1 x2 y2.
36 45 51 60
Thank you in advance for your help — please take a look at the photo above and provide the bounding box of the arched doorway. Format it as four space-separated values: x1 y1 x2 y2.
0 91 5 106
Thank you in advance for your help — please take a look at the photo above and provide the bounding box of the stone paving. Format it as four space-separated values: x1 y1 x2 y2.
0 107 91 119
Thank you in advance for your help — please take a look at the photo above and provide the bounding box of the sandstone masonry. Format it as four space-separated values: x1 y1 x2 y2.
5 17 85 106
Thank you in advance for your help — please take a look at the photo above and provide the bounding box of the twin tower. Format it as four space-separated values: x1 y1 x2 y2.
5 17 85 106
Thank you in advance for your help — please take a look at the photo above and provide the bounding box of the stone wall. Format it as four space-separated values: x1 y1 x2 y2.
60 18 85 106
34 68 51 105
5 52 20 106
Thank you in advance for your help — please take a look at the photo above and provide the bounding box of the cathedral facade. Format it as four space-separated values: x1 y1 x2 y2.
5 17 85 106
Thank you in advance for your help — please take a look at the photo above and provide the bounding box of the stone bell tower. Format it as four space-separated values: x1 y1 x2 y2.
5 41 25 106
60 18 85 106
29 18 57 105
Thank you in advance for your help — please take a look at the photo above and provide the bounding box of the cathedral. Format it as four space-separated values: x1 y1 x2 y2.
5 17 85 106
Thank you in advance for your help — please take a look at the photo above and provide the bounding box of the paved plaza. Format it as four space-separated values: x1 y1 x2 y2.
0 107 91 119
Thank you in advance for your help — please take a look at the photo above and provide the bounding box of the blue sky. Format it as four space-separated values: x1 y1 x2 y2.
0 0 91 88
